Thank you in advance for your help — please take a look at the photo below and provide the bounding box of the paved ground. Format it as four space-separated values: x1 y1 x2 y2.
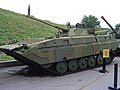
0 57 120 90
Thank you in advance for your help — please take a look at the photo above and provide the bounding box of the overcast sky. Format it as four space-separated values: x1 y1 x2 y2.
0 0 120 28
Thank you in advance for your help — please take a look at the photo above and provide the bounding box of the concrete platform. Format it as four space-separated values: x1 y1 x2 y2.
0 57 120 90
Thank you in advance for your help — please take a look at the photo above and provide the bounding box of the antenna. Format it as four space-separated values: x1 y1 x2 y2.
28 4 30 16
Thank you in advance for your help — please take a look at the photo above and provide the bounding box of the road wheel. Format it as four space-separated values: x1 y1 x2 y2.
68 59 78 71
55 61 67 74
96 54 103 65
79 58 87 69
88 56 96 68
105 52 114 64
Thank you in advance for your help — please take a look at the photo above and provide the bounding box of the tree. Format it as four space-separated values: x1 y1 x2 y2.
81 15 100 28
115 23 120 30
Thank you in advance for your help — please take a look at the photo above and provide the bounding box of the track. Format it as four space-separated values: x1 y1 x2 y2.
0 48 115 76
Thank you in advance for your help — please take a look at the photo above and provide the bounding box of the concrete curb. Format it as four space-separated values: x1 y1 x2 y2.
0 60 23 68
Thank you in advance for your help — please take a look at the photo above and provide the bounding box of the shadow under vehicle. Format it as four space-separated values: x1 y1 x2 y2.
0 16 119 75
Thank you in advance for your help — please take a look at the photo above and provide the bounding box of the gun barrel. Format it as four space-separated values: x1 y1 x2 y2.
26 16 68 33
101 16 118 35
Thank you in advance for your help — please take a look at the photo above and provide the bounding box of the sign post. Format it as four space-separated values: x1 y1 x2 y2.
108 63 120 90
99 49 109 73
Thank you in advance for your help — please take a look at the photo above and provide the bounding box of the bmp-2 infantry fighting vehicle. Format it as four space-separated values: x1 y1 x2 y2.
0 16 119 75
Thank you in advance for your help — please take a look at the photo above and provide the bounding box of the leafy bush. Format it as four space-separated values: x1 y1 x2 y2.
81 15 100 28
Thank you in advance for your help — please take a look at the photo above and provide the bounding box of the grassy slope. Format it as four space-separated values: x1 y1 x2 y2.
0 8 66 60
0 8 66 45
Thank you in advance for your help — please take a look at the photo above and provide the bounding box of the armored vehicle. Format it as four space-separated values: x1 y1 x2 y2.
0 16 119 75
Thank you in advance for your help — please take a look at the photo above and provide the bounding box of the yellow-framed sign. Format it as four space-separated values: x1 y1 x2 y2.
103 49 110 58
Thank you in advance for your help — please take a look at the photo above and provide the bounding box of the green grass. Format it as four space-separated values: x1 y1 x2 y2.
95 28 109 31
0 8 67 60
0 53 13 60
0 8 66 45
